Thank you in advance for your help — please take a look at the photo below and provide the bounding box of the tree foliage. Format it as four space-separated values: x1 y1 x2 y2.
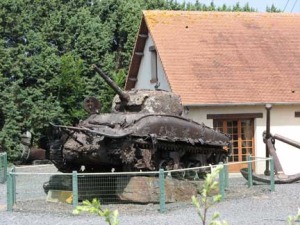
0 0 277 160
266 4 282 12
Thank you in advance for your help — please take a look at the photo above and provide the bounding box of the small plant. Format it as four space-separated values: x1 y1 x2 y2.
192 166 227 225
73 199 119 225
288 208 300 225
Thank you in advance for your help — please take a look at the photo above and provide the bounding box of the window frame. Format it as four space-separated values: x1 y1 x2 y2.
149 45 158 83
211 115 258 172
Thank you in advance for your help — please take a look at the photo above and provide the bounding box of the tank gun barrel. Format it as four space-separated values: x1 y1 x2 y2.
92 65 129 102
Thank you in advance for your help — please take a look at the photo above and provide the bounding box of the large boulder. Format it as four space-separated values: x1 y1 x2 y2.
44 175 201 203
116 176 198 203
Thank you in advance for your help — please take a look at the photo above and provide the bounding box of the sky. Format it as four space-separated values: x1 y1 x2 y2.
181 0 300 12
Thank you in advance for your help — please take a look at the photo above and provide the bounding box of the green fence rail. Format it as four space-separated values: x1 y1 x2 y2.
6 156 275 213
0 152 7 184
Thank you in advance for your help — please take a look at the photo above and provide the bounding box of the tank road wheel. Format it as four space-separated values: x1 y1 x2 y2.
186 162 198 179
150 160 156 171
215 153 227 164
158 160 169 178
158 160 169 170
159 160 185 179
186 162 206 179
158 159 175 172
196 162 210 178
173 162 185 180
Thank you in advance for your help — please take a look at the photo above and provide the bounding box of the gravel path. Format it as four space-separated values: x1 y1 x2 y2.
0 165 299 225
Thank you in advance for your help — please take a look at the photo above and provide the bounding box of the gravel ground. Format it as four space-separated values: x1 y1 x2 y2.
0 165 299 225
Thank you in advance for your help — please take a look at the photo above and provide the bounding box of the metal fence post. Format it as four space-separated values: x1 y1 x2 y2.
247 155 253 188
0 152 7 183
159 169 166 213
12 167 16 204
6 170 13 211
0 153 3 183
224 157 229 188
72 171 78 208
218 163 225 200
270 157 275 192
4 153 7 183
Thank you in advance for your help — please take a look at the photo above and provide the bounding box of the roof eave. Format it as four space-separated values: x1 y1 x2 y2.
184 102 300 107
125 16 148 90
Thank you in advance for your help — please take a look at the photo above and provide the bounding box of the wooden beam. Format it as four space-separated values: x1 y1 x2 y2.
138 34 148 38
207 113 263 120
149 45 156 51
135 52 144 56
128 77 137 81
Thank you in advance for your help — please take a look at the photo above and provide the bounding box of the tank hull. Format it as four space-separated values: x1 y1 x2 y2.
50 113 231 173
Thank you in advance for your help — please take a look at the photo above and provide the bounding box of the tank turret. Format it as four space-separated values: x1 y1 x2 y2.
93 65 183 115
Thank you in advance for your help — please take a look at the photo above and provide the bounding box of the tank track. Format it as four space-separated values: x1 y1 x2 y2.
49 136 228 173
133 139 226 155
127 137 228 171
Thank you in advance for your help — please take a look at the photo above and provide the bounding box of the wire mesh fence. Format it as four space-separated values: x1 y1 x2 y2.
5 157 275 214
6 165 71 213
0 152 7 184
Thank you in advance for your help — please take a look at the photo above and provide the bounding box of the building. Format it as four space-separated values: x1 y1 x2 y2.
125 11 300 174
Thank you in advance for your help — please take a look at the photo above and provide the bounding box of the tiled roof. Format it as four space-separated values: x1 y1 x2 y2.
126 11 300 105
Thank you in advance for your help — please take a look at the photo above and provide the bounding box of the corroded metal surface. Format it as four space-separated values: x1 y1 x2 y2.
273 134 300 149
49 65 231 173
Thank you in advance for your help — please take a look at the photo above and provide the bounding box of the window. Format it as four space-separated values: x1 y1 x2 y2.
149 45 157 83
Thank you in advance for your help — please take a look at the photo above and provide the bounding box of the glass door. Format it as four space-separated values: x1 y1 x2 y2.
214 119 254 172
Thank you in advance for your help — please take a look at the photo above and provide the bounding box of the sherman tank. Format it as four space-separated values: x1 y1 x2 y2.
49 65 231 173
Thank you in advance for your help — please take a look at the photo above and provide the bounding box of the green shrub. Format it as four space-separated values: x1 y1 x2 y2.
288 208 300 225
192 166 227 225
73 199 119 225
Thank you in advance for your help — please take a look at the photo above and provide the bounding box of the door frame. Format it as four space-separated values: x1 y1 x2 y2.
207 113 263 172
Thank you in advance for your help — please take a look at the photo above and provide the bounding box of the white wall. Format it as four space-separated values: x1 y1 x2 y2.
135 35 171 91
187 104 300 175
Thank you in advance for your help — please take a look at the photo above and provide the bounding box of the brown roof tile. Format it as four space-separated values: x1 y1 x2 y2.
126 11 300 105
